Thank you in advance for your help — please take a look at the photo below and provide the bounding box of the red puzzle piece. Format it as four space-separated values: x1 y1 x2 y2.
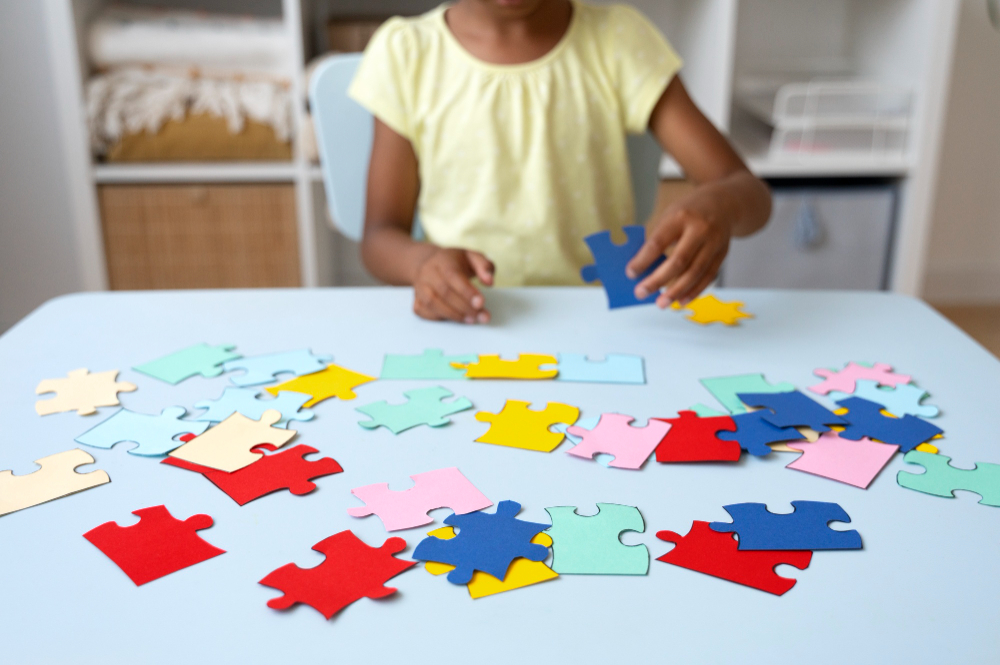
83 505 225 586
162 441 343 506
259 530 415 620
653 411 740 462
656 521 811 596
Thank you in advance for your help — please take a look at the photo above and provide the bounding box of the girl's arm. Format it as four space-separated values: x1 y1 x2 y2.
627 77 772 307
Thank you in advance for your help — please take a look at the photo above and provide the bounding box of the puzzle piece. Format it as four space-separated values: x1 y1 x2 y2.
381 349 477 380
836 397 943 452
809 361 911 396
545 504 648 575
83 505 225 585
700 373 796 414
689 403 729 417
738 390 847 432
412 500 549 584
223 349 333 387
424 528 558 598
829 380 939 418
162 442 343 506
259 530 415 619
168 409 296 473
134 343 240 384
897 451 1000 506
356 387 472 434
35 368 136 416
718 411 804 457
347 467 492 531
786 432 899 489
679 294 753 326
580 225 664 308
653 411 740 463
555 354 645 384
193 388 314 429
710 501 862 551
0 449 110 517
566 414 668 469
452 354 558 380
75 407 208 456
474 400 580 452
265 363 375 407
656 521 811 596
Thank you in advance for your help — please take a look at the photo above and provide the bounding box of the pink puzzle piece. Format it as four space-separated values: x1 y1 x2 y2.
808 362 911 396
566 413 670 470
786 432 899 489
347 467 492 532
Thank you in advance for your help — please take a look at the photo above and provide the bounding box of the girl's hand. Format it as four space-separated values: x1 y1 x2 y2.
413 247 495 323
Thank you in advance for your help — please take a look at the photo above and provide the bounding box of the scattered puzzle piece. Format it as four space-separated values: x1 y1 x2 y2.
356 387 472 434
786 432 899 489
555 354 645 384
718 411 804 457
580 225 664 309
475 400 580 452
224 349 333 387
453 354 558 380
700 373 796 414
83 505 225 585
0 449 110 517
915 442 939 454
836 397 943 452
381 349 477 380
545 503 648 575
194 388 315 429
679 294 753 326
75 407 208 456
689 403 729 417
710 501 862 551
656 521 811 596
265 363 375 407
829 380 939 418
168 409 296 473
35 368 136 416
653 411 740 463
347 467 492 531
134 343 240 384
897 451 1000 506
413 500 549 585
566 414 668 469
738 390 847 432
809 361 911 396
259 530 415 619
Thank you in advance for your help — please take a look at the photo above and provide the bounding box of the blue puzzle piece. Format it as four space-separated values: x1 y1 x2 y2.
193 387 314 429
829 380 939 418
75 406 208 456
580 225 665 309
836 396 943 452
412 500 550 585
710 501 862 551
223 349 333 387
717 411 803 457
555 354 645 384
737 390 847 432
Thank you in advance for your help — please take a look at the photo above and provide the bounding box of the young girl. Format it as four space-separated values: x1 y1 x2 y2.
349 0 771 324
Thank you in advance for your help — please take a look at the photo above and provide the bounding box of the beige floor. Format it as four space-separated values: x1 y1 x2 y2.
933 305 1000 358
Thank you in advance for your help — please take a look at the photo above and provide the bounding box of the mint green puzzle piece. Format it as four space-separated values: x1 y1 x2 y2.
134 343 240 385
380 349 478 380
897 451 1000 506
356 386 473 434
700 373 796 414
545 503 648 575
689 403 729 417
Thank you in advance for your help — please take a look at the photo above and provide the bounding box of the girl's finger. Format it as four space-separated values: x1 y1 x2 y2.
634 225 702 299
626 213 683 279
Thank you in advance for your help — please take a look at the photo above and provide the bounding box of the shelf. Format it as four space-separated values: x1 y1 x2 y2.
744 152 911 178
93 162 298 184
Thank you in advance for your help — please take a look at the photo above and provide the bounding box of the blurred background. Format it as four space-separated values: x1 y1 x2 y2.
0 0 997 354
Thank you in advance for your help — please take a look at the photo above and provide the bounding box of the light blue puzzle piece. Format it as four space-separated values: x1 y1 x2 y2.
193 387 315 429
555 354 645 384
829 380 939 418
700 373 796 414
356 386 473 434
223 349 333 387
380 349 477 380
75 406 208 456
134 343 240 384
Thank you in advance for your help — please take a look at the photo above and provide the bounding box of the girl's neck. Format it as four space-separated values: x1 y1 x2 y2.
445 0 574 65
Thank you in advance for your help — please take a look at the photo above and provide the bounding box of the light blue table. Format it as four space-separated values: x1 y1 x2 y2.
1 288 997 664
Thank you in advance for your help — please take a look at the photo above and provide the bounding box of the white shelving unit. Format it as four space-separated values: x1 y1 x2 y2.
47 0 960 295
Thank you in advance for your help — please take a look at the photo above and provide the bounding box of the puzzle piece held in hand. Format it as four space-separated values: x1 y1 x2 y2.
786 432 899 489
580 225 664 309
700 373 796 414
265 363 375 407
809 361 911 396
710 501 862 551
555 354 645 384
356 387 472 434
75 407 207 456
566 414 668 469
259 530 415 619
718 411 804 457
35 369 137 416
654 411 740 463
84 505 225 585
656 521 811 596
381 349 477 380
453 354 558 379
738 390 847 432
194 388 314 429
897 451 1000 506
0 449 110 517
836 397 943 452
545 503 648 575
347 467 491 531
678 294 753 326
829 380 939 418
168 409 295 472
413 500 549 585
475 400 580 452
134 343 240 384
224 349 333 387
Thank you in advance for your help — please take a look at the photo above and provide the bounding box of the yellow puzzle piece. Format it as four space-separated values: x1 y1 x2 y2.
168 409 295 472
0 449 110 517
265 363 375 407
452 354 558 380
424 527 558 598
35 368 137 416
680 294 753 326
475 400 579 452
915 442 939 454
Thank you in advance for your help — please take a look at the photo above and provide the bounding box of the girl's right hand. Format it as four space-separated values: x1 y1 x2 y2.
412 247 494 324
